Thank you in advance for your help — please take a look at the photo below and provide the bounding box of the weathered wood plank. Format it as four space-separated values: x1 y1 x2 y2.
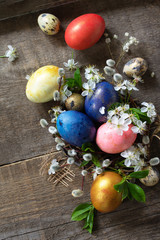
0 0 76 21
0 156 159 240
0 0 160 165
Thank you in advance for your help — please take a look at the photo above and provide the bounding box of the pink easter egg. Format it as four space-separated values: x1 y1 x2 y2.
96 123 137 154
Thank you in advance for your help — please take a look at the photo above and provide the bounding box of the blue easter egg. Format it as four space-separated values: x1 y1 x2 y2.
56 110 96 147
85 81 119 122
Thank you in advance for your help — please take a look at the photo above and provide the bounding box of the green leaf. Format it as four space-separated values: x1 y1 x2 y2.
81 142 95 152
80 160 90 167
72 212 89 221
71 203 91 221
84 207 94 234
65 68 82 91
127 182 146 202
129 108 151 124
83 218 89 229
127 189 134 200
114 179 129 201
129 170 149 179
91 155 101 167
108 102 121 111
122 183 129 200
74 68 82 89
114 179 126 192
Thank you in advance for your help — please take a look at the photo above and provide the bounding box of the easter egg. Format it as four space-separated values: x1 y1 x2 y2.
90 171 122 213
96 123 137 154
65 13 105 50
38 13 60 35
140 166 159 187
26 65 59 103
56 110 96 147
85 81 119 123
65 93 84 111
123 57 148 78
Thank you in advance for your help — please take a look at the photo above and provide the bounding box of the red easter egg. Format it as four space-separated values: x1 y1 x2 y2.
65 13 105 50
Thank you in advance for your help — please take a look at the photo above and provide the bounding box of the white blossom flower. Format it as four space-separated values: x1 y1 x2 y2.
125 32 129 37
85 66 99 80
121 146 140 167
149 157 160 166
105 38 111 44
113 73 123 82
85 65 99 75
134 159 145 172
131 120 147 135
81 170 88 176
99 106 106 115
133 74 144 83
4 45 18 62
141 102 157 118
81 81 96 97
58 68 65 77
48 126 57 134
106 59 115 67
93 167 103 180
68 149 77 157
40 119 48 128
137 143 148 158
48 159 60 175
63 59 78 70
151 72 155 78
83 153 92 161
67 157 75 165
142 135 150 145
60 84 72 102
102 159 111 168
124 80 139 91
104 66 115 76
72 189 83 197
118 104 130 113
85 65 104 83
53 90 60 101
114 81 126 91
123 35 139 52
110 115 131 135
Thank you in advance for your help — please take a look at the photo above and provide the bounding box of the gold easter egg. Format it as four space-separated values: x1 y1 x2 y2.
38 13 60 35
26 65 59 103
65 93 84 111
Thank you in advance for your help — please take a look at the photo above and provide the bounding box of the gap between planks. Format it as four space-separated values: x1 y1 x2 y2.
0 150 58 168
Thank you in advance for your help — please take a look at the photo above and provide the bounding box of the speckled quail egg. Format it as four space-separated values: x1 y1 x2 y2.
65 93 84 111
38 13 60 35
123 57 148 78
140 166 159 187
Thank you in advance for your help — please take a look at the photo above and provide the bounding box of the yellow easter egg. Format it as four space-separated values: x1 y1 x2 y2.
26 65 59 103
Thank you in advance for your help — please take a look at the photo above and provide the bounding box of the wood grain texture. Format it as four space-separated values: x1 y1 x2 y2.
0 0 160 165
0 0 160 239
0 0 77 21
0 156 159 240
